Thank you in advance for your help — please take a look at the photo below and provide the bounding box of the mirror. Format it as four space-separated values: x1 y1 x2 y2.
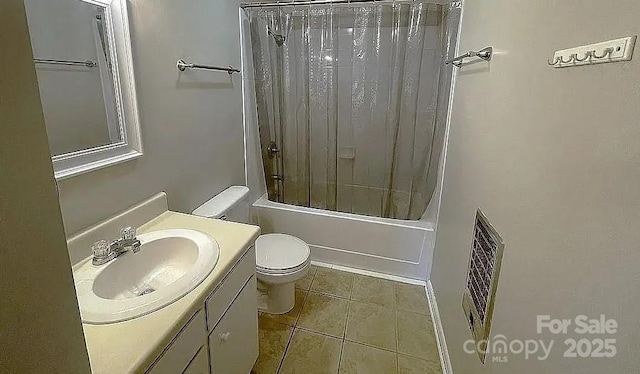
24 0 142 179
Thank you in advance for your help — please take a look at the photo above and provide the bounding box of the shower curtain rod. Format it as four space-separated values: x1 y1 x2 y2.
240 0 442 9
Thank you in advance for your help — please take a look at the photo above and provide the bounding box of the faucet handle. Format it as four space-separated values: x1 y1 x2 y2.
92 240 111 257
120 226 137 240
92 240 115 265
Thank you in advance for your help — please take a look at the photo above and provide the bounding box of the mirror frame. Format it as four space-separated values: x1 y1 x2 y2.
52 0 142 180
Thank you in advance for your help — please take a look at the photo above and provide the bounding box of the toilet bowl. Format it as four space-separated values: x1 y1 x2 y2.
192 186 311 315
255 233 310 314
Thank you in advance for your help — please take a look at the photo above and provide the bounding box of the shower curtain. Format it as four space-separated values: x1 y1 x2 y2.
247 1 459 220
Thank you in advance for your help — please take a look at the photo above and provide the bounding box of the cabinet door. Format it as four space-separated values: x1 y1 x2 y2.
183 346 209 374
206 246 255 331
209 276 258 374
148 310 207 374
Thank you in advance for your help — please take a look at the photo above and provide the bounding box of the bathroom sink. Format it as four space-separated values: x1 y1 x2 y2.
73 229 220 324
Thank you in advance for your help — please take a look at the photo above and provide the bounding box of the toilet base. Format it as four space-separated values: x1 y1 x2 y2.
257 279 295 315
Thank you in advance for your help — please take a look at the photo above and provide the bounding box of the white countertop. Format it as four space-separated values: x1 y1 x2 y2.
80 211 260 374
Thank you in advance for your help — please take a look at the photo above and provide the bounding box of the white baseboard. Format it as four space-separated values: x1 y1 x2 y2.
426 280 452 374
312 261 426 286
309 243 429 280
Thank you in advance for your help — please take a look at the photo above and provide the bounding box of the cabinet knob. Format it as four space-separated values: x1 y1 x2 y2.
218 332 230 342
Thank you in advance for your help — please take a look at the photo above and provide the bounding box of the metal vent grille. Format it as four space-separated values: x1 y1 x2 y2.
462 209 504 363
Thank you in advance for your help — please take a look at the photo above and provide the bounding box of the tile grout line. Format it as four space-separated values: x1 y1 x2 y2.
291 292 303 327
296 265 318 293
308 289 350 300
293 271 315 331
393 282 400 373
283 323 439 369
342 337 398 354
337 279 353 374
292 325 400 355
276 278 314 374
295 326 344 340
393 302 400 353
270 267 437 373
393 283 399 357
275 323 296 374
345 276 402 356
344 295 352 339
308 270 431 311
315 263 347 371
328 262 426 286
307 288 430 315
337 338 345 374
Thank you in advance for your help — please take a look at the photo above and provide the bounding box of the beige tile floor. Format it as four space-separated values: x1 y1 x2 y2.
253 266 442 374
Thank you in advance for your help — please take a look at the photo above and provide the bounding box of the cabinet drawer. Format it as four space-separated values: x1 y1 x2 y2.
182 346 209 374
147 310 206 374
209 276 259 374
205 246 255 330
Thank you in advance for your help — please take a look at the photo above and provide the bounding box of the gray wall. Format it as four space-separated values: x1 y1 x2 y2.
431 0 640 373
58 0 246 235
0 1 91 372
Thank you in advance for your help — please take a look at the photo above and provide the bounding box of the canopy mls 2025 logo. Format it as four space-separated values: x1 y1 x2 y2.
464 314 618 363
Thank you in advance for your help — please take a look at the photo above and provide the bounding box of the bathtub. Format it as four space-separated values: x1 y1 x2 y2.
252 195 436 280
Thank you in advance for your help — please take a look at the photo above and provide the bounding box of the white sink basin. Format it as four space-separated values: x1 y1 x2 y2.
74 229 220 324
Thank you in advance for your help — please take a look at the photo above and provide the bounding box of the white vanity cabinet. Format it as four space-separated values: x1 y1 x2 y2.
147 310 207 374
147 246 258 374
208 276 258 374
183 347 209 374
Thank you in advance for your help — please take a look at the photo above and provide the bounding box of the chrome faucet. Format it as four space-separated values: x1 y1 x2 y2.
92 226 141 266
113 226 142 255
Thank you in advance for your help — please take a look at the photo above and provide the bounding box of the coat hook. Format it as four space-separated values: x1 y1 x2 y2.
560 54 574 64
574 51 592 62
593 47 613 59
547 56 561 66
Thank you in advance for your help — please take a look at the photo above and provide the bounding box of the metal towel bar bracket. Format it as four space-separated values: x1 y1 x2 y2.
445 47 493 67
176 59 240 75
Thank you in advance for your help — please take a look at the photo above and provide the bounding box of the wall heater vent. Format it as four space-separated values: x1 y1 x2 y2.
462 209 505 363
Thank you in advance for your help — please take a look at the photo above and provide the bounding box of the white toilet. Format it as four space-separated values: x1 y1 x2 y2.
192 186 310 314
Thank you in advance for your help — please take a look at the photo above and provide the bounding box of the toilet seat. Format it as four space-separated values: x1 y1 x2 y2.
257 258 311 275
255 234 310 275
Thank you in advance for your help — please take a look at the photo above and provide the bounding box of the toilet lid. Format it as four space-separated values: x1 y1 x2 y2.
255 234 310 271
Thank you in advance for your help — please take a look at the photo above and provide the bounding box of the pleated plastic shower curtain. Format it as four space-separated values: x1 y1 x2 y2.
247 1 459 220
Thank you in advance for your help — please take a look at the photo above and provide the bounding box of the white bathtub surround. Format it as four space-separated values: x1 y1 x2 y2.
240 3 462 283
254 195 436 280
239 9 267 211
245 3 458 222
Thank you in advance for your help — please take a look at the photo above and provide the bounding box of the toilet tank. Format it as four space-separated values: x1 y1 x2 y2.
192 186 250 223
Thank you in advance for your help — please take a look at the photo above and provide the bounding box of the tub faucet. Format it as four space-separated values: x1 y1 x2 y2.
92 226 141 265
